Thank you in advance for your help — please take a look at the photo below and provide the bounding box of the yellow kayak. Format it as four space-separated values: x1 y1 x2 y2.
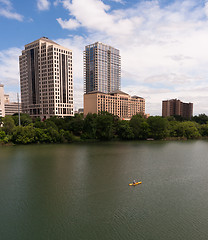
129 181 142 186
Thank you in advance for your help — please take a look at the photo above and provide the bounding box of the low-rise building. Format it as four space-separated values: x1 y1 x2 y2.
0 84 22 117
84 90 145 119
0 84 5 117
5 100 22 116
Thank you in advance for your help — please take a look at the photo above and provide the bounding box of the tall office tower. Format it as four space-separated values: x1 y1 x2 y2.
19 37 73 119
162 99 193 119
84 42 121 94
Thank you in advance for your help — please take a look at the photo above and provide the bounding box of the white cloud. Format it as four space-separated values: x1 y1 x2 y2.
57 18 81 29
0 48 22 96
204 1 208 17
53 0 61 7
0 0 11 7
3 0 208 115
110 0 125 4
37 0 50 11
6 91 18 102
54 0 208 115
57 0 142 36
0 0 23 21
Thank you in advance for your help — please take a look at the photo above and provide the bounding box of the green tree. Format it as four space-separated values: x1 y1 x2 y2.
46 127 62 143
45 119 59 131
46 116 66 131
69 114 84 136
0 130 9 143
12 125 36 144
0 117 3 125
82 113 97 139
175 122 201 139
96 112 114 140
192 114 208 125
12 113 32 126
2 115 15 135
60 129 75 142
34 128 51 143
147 116 168 139
33 118 46 129
166 116 176 122
117 120 134 140
130 114 149 139
167 120 180 137
173 115 187 122
199 124 208 137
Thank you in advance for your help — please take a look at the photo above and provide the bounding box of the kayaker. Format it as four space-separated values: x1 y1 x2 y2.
133 180 136 184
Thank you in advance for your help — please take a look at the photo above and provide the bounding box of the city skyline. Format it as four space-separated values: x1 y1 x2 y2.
0 0 208 115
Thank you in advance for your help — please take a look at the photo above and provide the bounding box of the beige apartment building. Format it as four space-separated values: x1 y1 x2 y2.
0 85 22 117
4 94 22 116
0 84 5 117
162 99 193 119
84 90 145 119
19 37 73 119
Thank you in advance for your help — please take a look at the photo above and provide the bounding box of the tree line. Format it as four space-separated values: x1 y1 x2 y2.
0 112 208 144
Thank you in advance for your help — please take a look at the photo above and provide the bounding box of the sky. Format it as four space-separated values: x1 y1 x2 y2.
0 0 208 115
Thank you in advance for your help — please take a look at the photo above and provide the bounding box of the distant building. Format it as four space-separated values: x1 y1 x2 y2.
84 42 121 94
74 108 84 114
162 99 193 119
4 94 9 104
19 37 74 119
0 84 5 117
4 95 22 116
0 85 22 117
78 108 84 114
84 90 145 119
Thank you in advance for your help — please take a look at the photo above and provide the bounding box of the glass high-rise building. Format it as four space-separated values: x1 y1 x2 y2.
84 42 121 94
19 37 73 119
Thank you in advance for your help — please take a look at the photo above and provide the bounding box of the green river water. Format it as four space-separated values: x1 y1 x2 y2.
0 141 208 240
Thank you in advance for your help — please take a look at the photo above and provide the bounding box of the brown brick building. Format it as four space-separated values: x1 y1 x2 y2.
162 99 193 119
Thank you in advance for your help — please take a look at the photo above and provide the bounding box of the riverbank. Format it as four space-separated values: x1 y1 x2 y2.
1 113 208 144
1 136 208 146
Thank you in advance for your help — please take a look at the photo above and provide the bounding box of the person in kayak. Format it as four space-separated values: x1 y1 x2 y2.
133 180 136 184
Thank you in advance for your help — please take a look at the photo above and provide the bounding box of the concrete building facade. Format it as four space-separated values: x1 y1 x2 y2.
84 42 121 94
19 37 73 119
4 95 22 116
84 90 145 119
5 102 21 116
0 85 21 117
162 99 193 119
0 84 5 117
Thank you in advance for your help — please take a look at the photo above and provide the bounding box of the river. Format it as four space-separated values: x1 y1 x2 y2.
0 141 208 239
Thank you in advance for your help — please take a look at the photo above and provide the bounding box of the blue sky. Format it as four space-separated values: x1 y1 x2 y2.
0 0 208 115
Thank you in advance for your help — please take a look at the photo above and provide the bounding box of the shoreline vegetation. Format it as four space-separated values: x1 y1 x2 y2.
1 112 208 145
